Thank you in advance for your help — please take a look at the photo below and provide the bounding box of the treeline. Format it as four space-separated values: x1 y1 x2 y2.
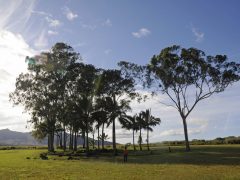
10 43 160 153
163 136 240 146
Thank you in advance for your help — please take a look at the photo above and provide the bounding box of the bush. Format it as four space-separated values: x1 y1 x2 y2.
39 153 48 160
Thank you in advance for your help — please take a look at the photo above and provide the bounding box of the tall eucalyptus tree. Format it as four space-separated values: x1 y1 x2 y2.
10 43 79 152
119 46 240 151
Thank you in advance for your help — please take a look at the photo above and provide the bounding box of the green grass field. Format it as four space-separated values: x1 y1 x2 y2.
0 145 240 180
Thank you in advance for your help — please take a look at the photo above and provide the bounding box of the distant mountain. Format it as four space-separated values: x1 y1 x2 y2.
0 128 112 146
0 129 46 146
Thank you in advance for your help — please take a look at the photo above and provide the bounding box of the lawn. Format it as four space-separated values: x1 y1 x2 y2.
0 145 240 180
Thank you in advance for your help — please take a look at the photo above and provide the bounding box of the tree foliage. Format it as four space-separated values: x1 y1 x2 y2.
10 42 158 153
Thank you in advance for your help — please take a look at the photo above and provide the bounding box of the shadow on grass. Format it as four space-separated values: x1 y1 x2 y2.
70 145 240 166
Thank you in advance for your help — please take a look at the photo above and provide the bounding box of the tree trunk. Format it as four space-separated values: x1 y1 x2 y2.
52 131 55 152
133 129 135 151
102 123 104 150
69 129 72 150
48 132 54 152
74 131 77 151
139 128 142 151
59 131 63 148
71 131 74 150
56 134 59 148
182 116 190 151
82 130 85 149
86 129 89 152
63 126 66 151
92 132 95 149
147 128 149 151
48 133 50 151
97 126 100 150
112 118 117 155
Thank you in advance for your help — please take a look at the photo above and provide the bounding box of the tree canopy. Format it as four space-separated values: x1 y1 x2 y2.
119 45 240 151
10 42 158 153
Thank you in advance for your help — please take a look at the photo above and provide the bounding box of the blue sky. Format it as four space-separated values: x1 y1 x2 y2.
0 0 240 143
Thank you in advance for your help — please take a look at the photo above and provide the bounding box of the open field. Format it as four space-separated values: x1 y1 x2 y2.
0 145 240 180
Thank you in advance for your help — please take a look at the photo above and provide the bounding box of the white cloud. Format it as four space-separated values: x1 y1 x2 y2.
188 118 208 127
159 128 203 137
0 30 34 132
102 19 112 27
0 69 11 83
34 30 48 49
192 27 204 42
45 17 61 27
132 28 151 38
63 7 78 21
47 30 58 35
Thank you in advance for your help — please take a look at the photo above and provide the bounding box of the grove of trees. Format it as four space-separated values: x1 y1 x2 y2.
10 43 160 153
10 43 239 152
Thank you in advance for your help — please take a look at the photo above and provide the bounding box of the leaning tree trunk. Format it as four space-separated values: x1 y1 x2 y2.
182 116 190 151
133 129 136 151
112 118 117 155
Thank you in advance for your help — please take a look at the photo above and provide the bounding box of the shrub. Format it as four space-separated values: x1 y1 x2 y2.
39 153 48 160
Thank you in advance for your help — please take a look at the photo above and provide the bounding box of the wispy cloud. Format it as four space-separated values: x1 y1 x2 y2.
191 26 204 42
132 28 151 38
104 49 112 55
74 42 86 48
45 17 61 27
31 10 52 17
0 0 35 31
102 18 112 27
34 30 48 49
81 23 97 31
63 7 78 21
47 30 58 35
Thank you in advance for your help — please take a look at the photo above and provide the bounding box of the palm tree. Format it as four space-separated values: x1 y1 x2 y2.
91 109 108 150
92 96 109 150
105 96 131 155
141 109 161 151
136 112 145 151
95 69 136 155
121 114 138 151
